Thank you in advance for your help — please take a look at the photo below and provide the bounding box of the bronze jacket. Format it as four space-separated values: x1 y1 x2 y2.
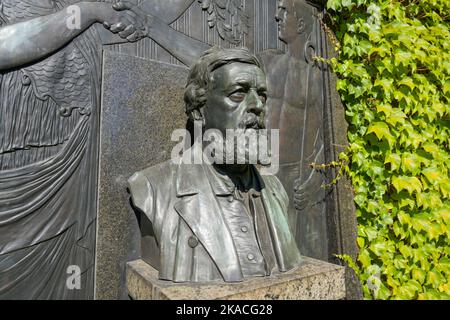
128 160 301 283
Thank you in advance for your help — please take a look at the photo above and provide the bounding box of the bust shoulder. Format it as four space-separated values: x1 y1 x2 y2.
128 159 177 220
133 160 176 183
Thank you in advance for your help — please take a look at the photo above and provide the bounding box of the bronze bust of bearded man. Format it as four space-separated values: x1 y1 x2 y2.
128 48 301 283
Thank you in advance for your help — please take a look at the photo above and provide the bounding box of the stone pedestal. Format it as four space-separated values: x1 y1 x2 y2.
96 51 189 299
126 257 346 300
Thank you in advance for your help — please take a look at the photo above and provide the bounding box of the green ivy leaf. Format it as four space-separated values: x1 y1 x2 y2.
398 244 411 259
367 122 395 146
357 237 365 248
422 167 443 185
439 179 450 198
397 211 411 225
377 283 392 300
411 214 432 233
398 78 416 90
385 153 401 171
401 153 422 174
359 249 372 269
434 207 450 222
370 240 388 257
386 110 407 126
327 0 342 11
392 176 423 194
427 270 445 288
412 269 427 285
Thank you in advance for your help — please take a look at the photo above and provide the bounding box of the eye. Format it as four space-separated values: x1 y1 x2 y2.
259 92 267 103
229 91 246 103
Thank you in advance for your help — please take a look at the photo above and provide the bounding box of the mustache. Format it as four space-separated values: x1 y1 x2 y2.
239 115 266 130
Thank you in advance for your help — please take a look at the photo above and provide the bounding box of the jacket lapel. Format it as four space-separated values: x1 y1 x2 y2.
174 163 243 282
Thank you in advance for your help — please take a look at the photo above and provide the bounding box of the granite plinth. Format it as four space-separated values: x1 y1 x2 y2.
126 257 346 300
96 51 189 300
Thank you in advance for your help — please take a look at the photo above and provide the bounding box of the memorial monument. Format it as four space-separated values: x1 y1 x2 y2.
0 0 360 300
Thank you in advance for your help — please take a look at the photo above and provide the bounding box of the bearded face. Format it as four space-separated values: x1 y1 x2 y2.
201 62 270 165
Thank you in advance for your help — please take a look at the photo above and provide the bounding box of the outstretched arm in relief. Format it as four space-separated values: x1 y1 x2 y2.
140 14 211 67
101 1 211 67
0 1 144 71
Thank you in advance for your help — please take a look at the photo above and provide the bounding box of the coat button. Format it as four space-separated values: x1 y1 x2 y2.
188 236 199 248
241 226 248 233
227 196 234 203
247 253 255 261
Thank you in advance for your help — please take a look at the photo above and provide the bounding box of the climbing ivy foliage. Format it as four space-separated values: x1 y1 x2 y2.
325 0 450 299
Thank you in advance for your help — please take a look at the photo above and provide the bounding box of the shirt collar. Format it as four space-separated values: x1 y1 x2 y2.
203 164 263 197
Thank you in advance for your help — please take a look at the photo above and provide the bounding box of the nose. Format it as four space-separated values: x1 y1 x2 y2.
246 90 264 115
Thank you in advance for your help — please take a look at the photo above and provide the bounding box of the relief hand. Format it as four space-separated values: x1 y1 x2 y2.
293 169 324 211
103 1 152 42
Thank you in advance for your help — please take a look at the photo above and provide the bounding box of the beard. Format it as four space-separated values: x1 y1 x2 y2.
226 128 271 165
204 125 273 166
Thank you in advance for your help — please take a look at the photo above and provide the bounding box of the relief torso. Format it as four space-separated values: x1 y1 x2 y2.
0 0 103 299
263 52 311 164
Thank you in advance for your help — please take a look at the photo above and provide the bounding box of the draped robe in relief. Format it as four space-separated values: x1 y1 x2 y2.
0 0 103 299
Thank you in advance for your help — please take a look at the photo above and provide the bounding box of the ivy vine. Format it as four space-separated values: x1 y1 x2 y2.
325 0 450 299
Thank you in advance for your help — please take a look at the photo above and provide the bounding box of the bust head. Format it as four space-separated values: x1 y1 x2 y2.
184 48 268 166
184 47 266 126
